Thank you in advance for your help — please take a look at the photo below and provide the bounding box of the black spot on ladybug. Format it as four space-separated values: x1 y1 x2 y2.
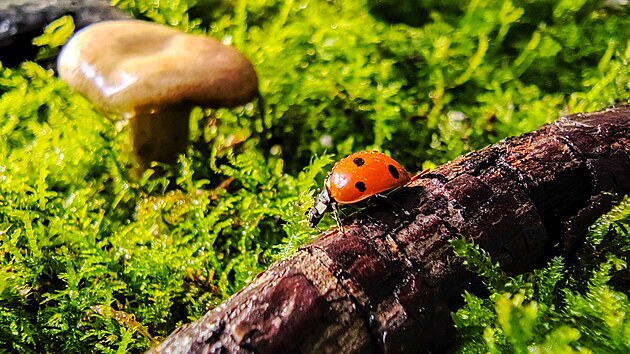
353 157 365 167
355 181 367 192
388 164 400 179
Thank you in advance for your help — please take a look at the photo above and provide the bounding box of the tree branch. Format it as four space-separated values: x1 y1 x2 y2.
148 105 630 354
0 0 130 66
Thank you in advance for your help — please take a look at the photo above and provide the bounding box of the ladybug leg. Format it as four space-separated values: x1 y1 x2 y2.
331 202 345 235
371 193 411 217
409 168 431 183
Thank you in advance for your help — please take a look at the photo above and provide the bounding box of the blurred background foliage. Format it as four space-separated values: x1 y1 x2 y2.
0 0 629 352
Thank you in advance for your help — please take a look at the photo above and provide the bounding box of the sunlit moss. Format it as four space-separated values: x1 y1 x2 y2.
0 0 629 352
454 197 630 353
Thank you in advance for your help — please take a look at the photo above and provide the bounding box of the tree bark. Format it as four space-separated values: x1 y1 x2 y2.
0 0 130 66
148 105 630 354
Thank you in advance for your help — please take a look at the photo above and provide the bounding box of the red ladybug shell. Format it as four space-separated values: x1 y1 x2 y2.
326 151 411 204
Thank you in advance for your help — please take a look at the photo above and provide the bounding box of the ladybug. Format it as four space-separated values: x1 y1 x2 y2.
308 151 413 228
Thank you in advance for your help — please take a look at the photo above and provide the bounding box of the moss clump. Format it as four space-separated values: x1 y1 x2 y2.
453 197 630 353
0 0 629 352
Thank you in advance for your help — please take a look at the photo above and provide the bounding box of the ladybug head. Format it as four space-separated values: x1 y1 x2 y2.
308 187 333 228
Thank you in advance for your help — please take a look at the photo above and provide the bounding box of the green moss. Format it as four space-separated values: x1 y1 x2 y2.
0 0 629 352
454 198 630 353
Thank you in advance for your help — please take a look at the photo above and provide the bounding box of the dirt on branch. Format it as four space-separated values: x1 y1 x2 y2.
148 106 630 354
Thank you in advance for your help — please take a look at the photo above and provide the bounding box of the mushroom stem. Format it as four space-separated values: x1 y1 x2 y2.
129 104 191 169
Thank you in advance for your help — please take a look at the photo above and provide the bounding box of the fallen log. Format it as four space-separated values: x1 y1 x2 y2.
0 0 130 66
148 105 630 353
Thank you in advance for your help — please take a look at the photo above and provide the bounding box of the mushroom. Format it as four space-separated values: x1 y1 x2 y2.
57 20 259 169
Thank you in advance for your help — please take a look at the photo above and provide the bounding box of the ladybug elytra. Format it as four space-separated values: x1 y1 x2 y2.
308 151 412 228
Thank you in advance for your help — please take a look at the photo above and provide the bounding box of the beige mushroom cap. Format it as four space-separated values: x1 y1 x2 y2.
58 20 259 114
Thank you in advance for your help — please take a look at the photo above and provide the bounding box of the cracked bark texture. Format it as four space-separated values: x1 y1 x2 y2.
148 105 630 354
0 0 130 66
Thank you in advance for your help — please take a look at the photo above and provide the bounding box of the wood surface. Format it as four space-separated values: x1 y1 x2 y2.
149 106 630 353
0 0 129 66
